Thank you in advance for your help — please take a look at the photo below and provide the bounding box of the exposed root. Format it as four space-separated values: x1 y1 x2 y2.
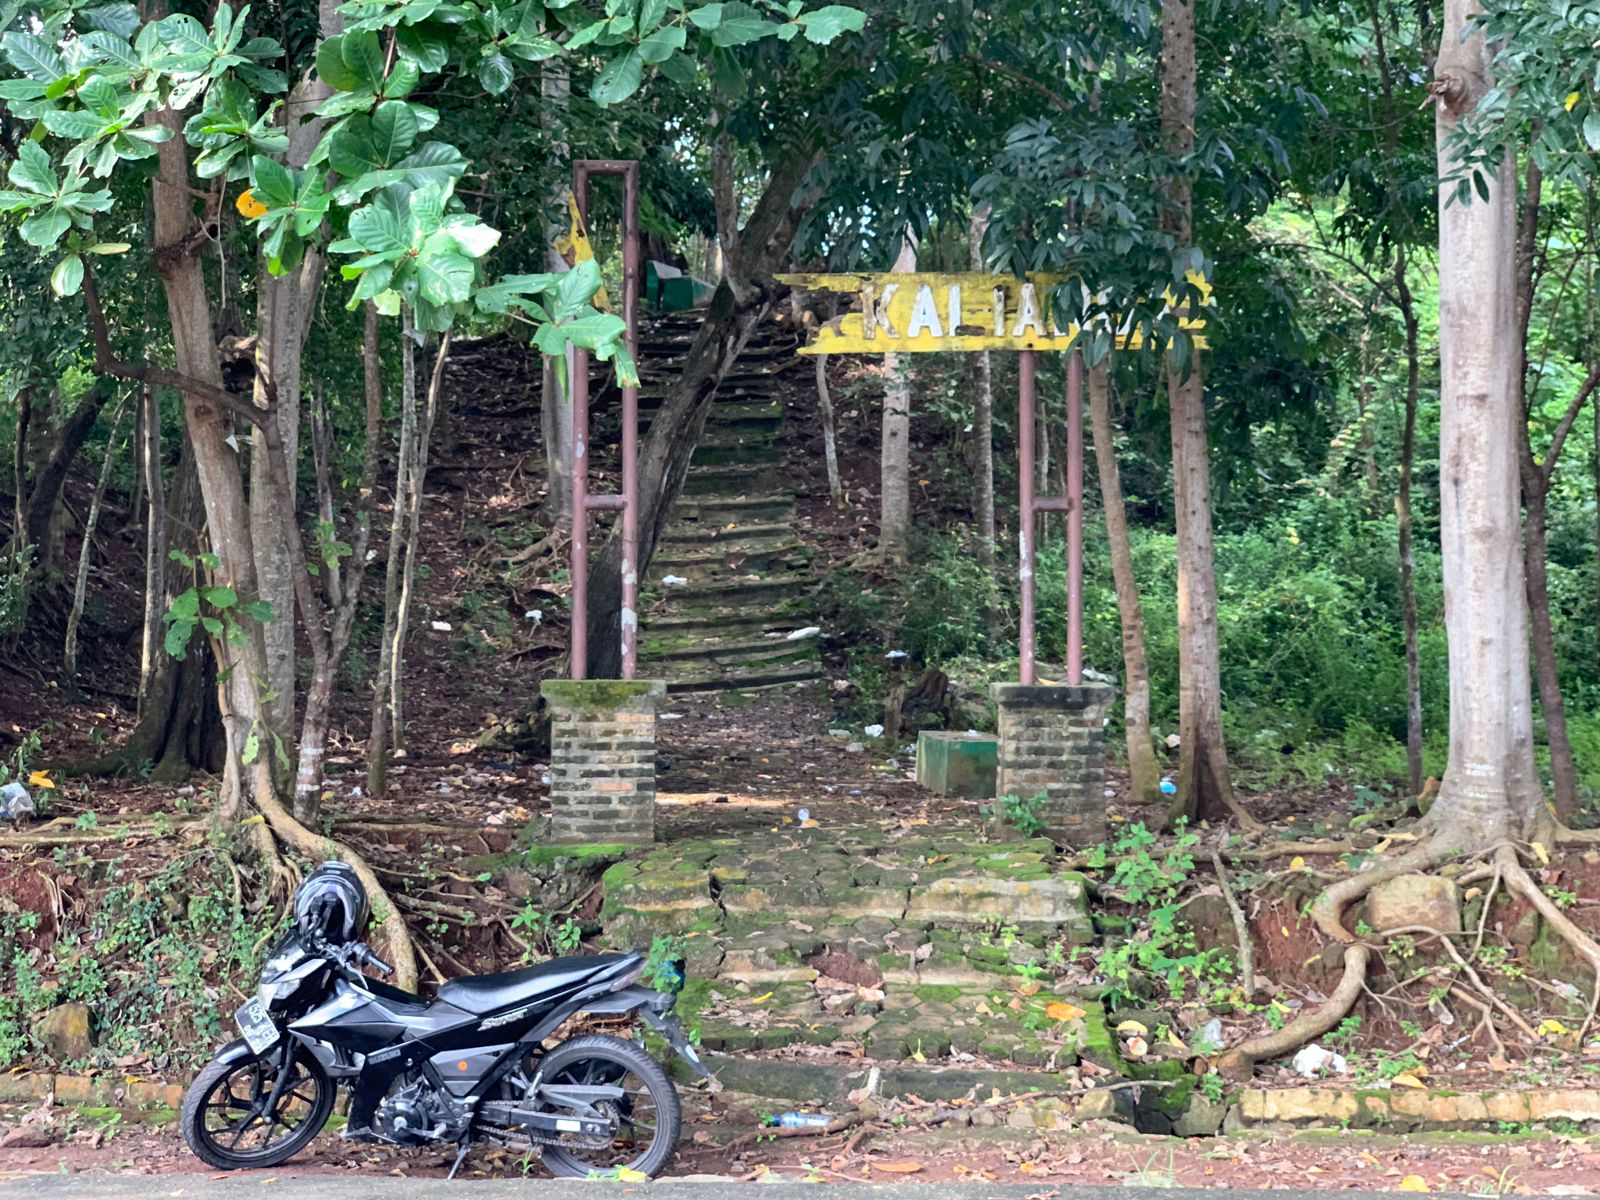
1214 843 1445 1077
252 786 419 992
1496 845 1600 974
1447 985 1507 1060
1210 848 1256 997
0 817 206 847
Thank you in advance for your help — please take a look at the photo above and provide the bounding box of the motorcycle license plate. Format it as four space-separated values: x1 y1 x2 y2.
236 1000 279 1055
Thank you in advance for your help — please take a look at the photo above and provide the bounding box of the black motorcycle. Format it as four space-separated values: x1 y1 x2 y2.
180 862 706 1179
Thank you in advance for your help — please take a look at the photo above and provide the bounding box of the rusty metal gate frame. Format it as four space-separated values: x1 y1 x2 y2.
1017 348 1084 687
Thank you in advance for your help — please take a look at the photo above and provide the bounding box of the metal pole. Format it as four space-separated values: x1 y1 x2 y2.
1018 349 1037 686
1066 350 1084 686
569 161 592 681
620 164 640 680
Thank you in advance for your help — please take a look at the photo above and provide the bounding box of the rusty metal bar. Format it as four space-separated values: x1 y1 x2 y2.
1018 349 1037 686
567 159 641 680
1065 350 1084 686
1034 497 1072 513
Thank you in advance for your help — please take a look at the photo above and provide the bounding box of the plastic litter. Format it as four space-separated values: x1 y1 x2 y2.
1159 776 1177 795
786 626 821 641
430 620 452 632
885 650 908 659
767 1112 832 1129
796 808 811 823
1292 1043 1347 1077
863 724 885 738
0 781 34 821
661 574 688 586
846 742 865 753
1191 1017 1225 1054
524 609 542 623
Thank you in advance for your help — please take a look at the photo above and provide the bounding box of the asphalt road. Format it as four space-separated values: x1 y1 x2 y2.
0 1180 1481 1200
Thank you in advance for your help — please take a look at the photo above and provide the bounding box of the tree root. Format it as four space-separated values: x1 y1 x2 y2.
1210 848 1256 997
0 818 206 847
1214 843 1445 1077
1496 845 1600 973
251 786 419 991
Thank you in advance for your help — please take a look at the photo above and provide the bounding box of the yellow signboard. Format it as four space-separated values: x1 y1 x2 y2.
776 271 1209 355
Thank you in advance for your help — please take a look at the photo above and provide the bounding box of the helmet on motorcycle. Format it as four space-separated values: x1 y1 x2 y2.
293 861 369 945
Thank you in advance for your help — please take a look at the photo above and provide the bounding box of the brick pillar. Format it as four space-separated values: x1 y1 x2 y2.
990 683 1115 848
540 680 667 846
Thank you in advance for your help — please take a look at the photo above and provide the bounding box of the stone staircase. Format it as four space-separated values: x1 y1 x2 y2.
633 312 824 692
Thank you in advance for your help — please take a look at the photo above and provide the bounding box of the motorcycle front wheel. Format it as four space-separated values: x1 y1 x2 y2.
536 1034 682 1179
181 1044 334 1169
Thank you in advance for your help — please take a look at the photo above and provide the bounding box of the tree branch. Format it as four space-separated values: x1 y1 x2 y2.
80 257 265 431
1540 365 1600 487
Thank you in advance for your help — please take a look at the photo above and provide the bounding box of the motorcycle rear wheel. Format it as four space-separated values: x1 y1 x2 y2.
535 1034 681 1179
181 1045 334 1169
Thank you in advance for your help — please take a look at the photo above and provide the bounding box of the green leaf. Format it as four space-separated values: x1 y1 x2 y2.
79 4 142 38
200 615 224 637
316 35 359 89
242 599 274 622
242 731 259 764
201 585 238 609
250 155 296 208
795 3 863 43
548 310 627 351
1583 110 1600 151
477 51 514 95
637 23 685 64
705 1 777 46
164 618 195 660
383 60 421 98
10 141 58 195
371 101 420 165
50 255 83 297
41 109 109 139
504 34 562 62
396 24 450 71
20 207 70 248
657 50 696 84
2 32 66 82
591 47 644 105
88 242 131 254
417 249 475 305
341 30 386 90
346 201 409 253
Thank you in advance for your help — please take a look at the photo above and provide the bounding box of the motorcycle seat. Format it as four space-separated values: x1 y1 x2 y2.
437 952 637 1016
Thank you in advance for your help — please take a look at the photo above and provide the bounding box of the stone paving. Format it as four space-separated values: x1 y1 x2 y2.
591 826 1119 1073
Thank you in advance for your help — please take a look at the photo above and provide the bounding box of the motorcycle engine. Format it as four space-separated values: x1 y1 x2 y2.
374 1081 461 1146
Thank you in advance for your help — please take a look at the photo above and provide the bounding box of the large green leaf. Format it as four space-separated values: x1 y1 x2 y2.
591 47 643 104
341 30 386 90
699 2 777 46
2 32 65 81
42 109 109 139
396 24 450 71
9 141 58 195
637 23 685 64
316 35 359 89
796 4 864 43
250 155 296 208
345 202 409 254
20 206 70 247
372 102 420 166
50 254 83 297
417 248 475 305
477 51 514 95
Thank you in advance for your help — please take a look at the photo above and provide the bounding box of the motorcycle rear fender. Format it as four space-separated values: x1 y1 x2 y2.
577 985 675 1018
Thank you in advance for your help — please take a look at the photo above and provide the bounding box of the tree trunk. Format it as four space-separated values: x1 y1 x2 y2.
1421 0 1550 851
879 237 916 564
138 384 165 710
249 0 337 765
64 401 124 679
294 305 385 818
20 382 113 562
1394 249 1425 797
148 100 274 820
585 146 823 677
389 330 451 751
790 292 843 503
970 208 996 582
713 126 737 281
1160 0 1247 829
367 308 419 797
1512 159 1581 824
1087 364 1162 804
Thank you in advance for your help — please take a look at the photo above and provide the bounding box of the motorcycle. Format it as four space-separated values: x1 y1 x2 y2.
180 862 707 1179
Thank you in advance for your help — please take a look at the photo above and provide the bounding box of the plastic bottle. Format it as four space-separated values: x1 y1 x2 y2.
769 1112 832 1129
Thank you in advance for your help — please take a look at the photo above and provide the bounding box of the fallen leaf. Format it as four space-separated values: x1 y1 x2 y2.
1533 841 1551 865
1398 1175 1431 1193
1486 1054 1512 1072
1115 1019 1148 1036
1290 856 1306 871
1046 1001 1086 1021
1016 982 1042 997
748 991 774 1005
1539 1019 1569 1037
1392 1072 1426 1090
872 1161 924 1174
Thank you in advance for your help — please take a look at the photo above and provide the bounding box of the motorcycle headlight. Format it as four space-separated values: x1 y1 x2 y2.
257 976 301 1008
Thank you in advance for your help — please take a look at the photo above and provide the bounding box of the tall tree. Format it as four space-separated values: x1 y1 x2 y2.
879 235 916 564
1420 0 1549 851
1159 0 1250 828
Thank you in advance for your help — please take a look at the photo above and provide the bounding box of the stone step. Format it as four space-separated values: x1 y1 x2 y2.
643 630 821 666
689 438 782 467
659 659 823 693
661 520 794 545
651 543 809 582
682 463 769 495
645 607 797 640
646 574 810 608
669 495 795 525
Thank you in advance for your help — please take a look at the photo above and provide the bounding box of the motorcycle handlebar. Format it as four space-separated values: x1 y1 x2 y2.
353 942 395 977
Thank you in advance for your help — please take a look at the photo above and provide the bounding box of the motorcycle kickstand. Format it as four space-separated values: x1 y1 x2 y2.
446 1138 473 1180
